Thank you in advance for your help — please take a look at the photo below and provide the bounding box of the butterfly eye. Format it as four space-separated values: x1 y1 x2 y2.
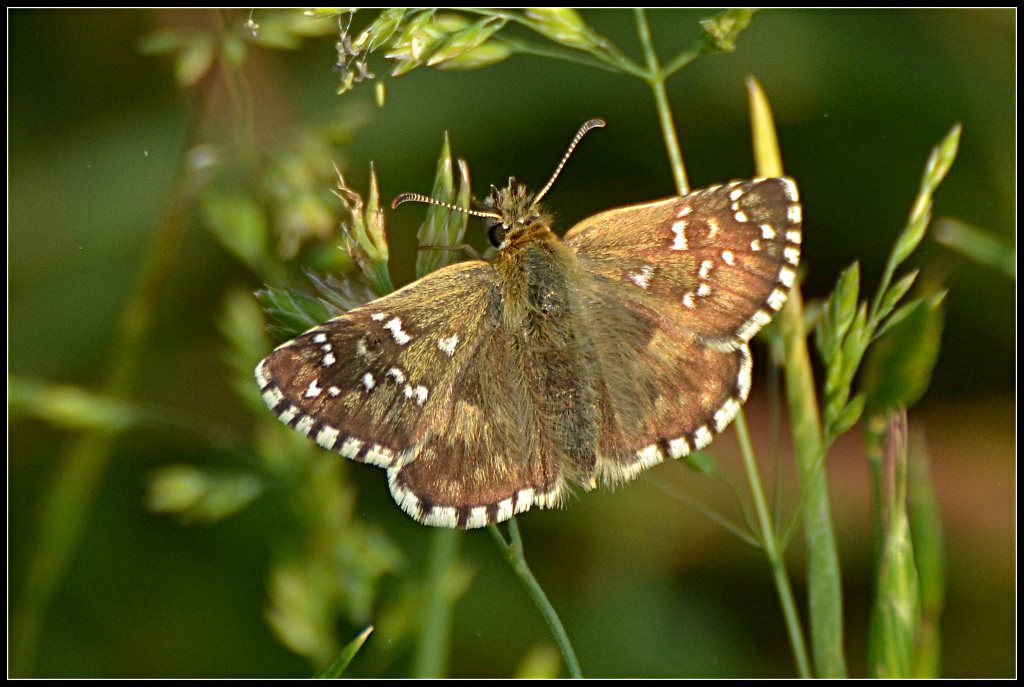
488 222 507 247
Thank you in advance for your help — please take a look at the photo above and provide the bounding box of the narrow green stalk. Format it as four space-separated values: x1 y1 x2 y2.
748 77 847 677
490 519 582 678
413 528 462 678
780 288 847 678
734 412 811 678
634 9 688 194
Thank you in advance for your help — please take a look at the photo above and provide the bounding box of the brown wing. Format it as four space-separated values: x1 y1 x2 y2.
565 177 801 350
387 319 566 529
562 178 801 483
256 261 501 468
256 260 566 529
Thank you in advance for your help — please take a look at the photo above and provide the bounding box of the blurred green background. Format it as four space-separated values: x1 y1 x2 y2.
9 9 1014 678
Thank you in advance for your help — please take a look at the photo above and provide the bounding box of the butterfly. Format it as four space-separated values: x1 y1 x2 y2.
255 119 801 529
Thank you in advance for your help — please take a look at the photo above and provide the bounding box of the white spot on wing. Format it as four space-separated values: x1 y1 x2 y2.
668 437 690 458
295 415 314 436
671 220 688 250
780 177 799 201
383 317 411 345
437 333 459 357
693 426 713 450
706 216 720 238
628 264 656 290
262 387 283 409
316 425 339 450
768 288 788 311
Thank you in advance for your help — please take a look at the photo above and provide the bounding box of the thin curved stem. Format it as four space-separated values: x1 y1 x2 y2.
413 528 462 678
735 411 811 678
634 9 688 194
490 519 582 678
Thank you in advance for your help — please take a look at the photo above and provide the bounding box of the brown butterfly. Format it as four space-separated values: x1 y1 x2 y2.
256 119 801 528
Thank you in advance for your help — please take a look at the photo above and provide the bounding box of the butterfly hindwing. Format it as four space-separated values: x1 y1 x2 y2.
387 320 567 528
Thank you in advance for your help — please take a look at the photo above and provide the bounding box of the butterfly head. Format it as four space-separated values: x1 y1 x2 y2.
481 177 551 248
393 119 606 251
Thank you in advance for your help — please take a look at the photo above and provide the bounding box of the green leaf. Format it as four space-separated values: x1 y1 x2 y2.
816 261 860 366
416 135 471 277
146 465 267 524
427 16 507 67
137 29 185 55
8 376 143 432
888 213 929 278
885 124 961 277
932 217 1016 279
868 410 919 678
201 189 268 271
221 287 278 408
697 8 756 53
354 9 406 53
437 40 513 70
314 626 374 678
862 295 945 415
870 511 919 677
829 393 865 437
907 438 945 678
875 269 918 324
256 286 332 340
386 11 466 76
525 8 596 49
682 451 721 479
175 35 216 87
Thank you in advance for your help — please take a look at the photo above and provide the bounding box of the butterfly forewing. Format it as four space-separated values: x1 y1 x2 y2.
257 261 500 468
565 177 801 350
257 259 569 527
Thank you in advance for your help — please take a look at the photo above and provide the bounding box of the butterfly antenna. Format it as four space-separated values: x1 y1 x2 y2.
533 118 606 204
391 192 501 221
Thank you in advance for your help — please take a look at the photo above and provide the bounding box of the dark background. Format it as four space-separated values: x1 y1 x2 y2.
9 9 1015 677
